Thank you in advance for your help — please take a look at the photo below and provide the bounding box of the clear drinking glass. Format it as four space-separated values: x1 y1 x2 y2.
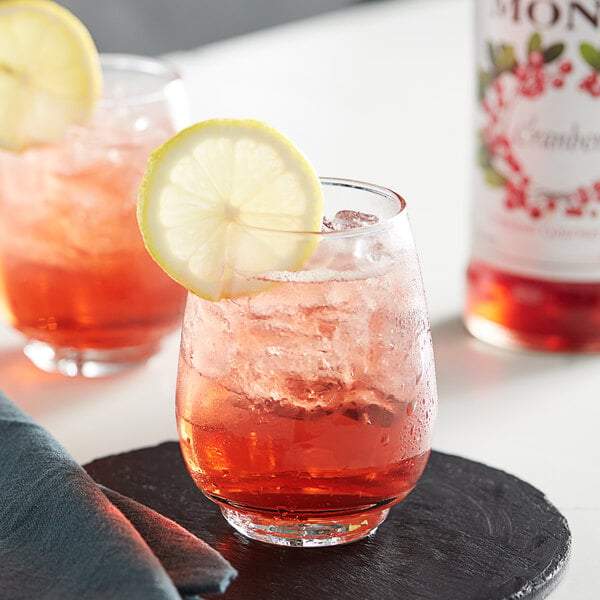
176 178 437 547
0 54 189 377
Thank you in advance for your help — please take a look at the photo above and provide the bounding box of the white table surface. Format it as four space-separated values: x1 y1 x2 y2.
1 0 597 597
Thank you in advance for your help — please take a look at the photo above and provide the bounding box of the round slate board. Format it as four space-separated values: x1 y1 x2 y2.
85 442 571 600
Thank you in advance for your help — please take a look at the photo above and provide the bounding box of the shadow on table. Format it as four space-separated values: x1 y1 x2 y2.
430 315 592 398
0 345 134 417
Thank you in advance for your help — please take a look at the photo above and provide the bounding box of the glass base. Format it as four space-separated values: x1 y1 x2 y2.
220 505 389 547
464 314 600 352
23 339 160 377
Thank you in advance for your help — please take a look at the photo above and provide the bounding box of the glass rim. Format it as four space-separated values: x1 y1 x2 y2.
235 177 407 238
98 53 182 106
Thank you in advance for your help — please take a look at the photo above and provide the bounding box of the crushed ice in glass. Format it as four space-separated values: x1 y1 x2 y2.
322 210 379 231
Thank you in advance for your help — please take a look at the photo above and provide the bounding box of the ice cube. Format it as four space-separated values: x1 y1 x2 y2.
325 210 379 231
321 217 335 231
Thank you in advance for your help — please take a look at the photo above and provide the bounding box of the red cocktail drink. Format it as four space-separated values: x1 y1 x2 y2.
176 179 437 546
0 55 188 376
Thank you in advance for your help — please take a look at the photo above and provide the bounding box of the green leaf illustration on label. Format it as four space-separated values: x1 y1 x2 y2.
528 32 542 54
543 43 565 64
580 43 600 72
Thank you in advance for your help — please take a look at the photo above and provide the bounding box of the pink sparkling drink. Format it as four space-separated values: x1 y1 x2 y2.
176 179 437 547
0 55 188 376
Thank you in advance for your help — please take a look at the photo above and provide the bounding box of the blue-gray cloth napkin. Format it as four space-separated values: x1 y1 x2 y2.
0 390 236 600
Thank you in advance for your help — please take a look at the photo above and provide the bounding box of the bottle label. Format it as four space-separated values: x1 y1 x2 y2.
473 0 600 281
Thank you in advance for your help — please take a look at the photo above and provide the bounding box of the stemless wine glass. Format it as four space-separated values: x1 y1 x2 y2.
0 54 189 377
176 178 438 547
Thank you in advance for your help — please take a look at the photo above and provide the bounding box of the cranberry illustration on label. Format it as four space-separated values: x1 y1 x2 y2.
579 42 600 96
478 32 600 220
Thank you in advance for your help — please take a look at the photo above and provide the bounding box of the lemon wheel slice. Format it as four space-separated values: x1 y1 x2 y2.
137 118 324 301
0 0 101 151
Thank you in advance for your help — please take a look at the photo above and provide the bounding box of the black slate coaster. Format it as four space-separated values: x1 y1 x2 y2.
85 443 571 600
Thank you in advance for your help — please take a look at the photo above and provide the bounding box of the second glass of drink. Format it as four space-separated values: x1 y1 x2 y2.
0 54 189 376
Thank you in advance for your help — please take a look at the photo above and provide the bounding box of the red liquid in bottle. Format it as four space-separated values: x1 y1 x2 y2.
465 260 600 351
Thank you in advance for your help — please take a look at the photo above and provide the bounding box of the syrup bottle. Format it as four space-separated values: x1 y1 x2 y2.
466 0 600 351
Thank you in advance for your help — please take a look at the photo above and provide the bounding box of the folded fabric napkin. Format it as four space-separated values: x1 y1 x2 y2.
0 390 237 600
